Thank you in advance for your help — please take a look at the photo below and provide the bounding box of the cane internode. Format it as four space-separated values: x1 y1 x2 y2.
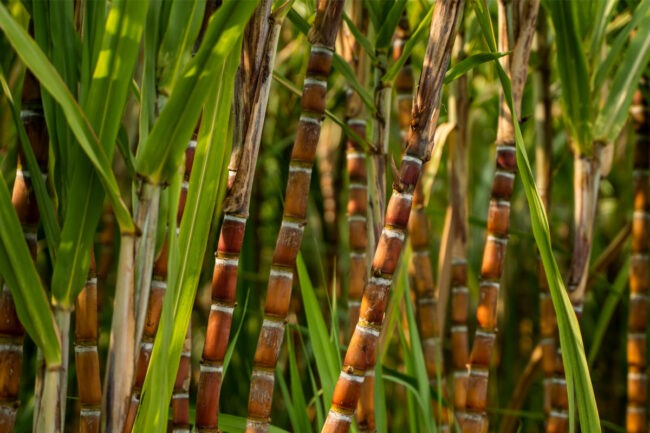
626 86 649 433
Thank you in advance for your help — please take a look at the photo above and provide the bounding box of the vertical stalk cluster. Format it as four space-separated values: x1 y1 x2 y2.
75 253 102 433
244 3 344 432
626 86 649 433
464 2 538 431
448 25 470 425
322 1 464 431
0 69 48 433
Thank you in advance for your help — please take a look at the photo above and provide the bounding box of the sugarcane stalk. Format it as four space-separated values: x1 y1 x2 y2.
464 1 539 431
338 3 375 431
123 238 169 433
446 20 470 426
244 3 345 433
134 180 161 354
75 252 102 433
321 1 463 431
171 325 192 433
368 55 390 251
101 233 136 433
533 11 556 424
193 1 285 430
394 13 450 430
626 85 649 433
0 67 49 433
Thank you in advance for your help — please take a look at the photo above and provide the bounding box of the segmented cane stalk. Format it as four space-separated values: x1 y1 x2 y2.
244 3 344 432
448 22 470 425
194 1 280 430
534 11 556 423
464 2 538 431
0 68 48 433
549 138 604 432
321 2 463 431
338 3 375 430
396 14 450 430
626 86 649 433
123 140 196 433
75 253 101 433
171 326 192 433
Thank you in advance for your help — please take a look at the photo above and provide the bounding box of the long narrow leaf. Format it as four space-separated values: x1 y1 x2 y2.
443 51 509 84
296 253 340 409
0 70 60 261
594 15 650 142
0 3 134 232
375 0 406 49
592 0 650 95
136 1 258 184
545 0 593 154
49 0 147 308
342 12 376 62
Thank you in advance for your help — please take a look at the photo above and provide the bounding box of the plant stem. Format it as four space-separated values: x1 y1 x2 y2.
446 20 471 427
321 1 463 431
134 180 161 354
625 85 649 433
171 325 192 432
340 3 374 431
33 363 62 433
53 306 71 429
101 233 136 433
75 253 102 433
245 3 345 432
195 1 283 430
464 1 539 431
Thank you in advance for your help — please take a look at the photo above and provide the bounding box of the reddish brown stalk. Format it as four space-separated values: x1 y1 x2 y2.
626 86 649 433
399 14 450 430
244 3 345 432
338 3 375 431
533 12 556 425
0 68 48 433
464 1 538 431
75 253 102 433
171 326 191 433
321 1 463 431
446 20 470 426
194 2 288 431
